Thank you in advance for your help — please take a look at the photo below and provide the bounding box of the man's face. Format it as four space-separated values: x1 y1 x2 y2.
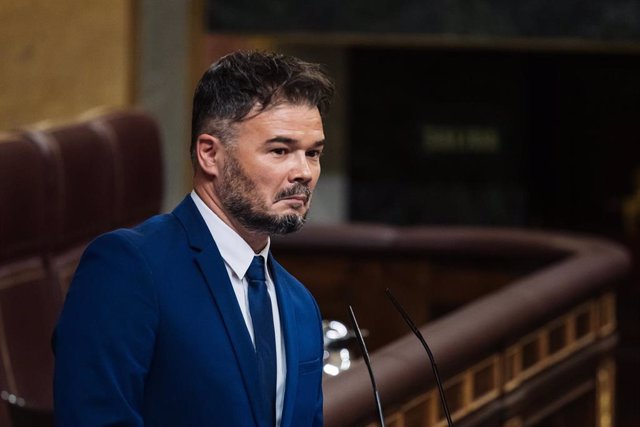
215 103 325 235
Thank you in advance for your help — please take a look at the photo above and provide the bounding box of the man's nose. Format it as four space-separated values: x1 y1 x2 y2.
289 152 313 183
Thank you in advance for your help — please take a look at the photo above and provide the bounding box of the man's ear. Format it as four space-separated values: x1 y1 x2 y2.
195 134 223 176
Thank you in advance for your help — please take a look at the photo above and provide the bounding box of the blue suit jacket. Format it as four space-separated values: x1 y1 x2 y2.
54 196 324 426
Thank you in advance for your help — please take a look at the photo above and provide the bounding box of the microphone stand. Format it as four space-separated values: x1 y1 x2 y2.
348 305 386 427
385 288 455 427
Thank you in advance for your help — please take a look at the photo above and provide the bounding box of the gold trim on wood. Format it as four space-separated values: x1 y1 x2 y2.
400 392 433 427
573 300 597 346
379 293 617 426
598 293 616 337
597 357 616 427
386 413 403 427
503 417 524 427
505 344 522 390
504 298 603 392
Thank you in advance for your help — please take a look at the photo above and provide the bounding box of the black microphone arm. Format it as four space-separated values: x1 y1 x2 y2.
385 288 455 427
348 305 386 427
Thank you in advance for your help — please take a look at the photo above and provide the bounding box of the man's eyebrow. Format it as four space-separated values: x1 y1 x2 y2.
311 140 325 148
266 136 296 144
265 136 325 146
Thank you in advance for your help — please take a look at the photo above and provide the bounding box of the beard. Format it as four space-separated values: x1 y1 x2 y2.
216 153 312 235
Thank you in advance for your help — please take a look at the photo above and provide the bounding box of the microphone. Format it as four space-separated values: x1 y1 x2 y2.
348 305 386 427
385 288 455 427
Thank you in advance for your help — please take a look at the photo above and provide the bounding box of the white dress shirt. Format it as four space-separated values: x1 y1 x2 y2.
191 191 287 426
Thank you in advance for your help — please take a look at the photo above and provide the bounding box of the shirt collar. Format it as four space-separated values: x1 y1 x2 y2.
191 190 271 281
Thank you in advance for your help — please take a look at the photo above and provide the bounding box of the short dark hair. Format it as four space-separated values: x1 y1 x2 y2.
190 51 335 163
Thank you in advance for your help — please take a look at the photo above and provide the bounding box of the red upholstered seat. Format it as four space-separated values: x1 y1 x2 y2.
25 123 117 250
0 133 62 426
0 134 51 261
0 110 164 426
91 110 164 227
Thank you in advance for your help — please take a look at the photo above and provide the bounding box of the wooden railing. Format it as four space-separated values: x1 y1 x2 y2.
273 226 631 427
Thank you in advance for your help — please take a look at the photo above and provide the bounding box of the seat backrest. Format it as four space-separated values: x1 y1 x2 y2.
91 110 164 227
0 134 62 422
0 134 51 261
0 110 164 424
25 123 117 251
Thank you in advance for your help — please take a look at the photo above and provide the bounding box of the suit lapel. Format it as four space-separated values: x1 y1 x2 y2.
173 196 263 426
269 257 299 427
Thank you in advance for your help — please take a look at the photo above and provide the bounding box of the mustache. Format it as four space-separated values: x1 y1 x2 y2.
275 183 311 202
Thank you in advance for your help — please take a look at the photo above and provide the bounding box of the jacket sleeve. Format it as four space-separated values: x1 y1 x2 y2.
53 232 158 427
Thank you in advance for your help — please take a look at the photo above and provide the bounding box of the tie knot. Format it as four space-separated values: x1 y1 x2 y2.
246 256 267 284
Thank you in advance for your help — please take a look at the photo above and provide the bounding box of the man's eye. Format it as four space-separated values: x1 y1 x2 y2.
307 150 322 158
272 148 287 155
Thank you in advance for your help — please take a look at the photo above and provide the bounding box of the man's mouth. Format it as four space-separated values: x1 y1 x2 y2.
275 184 311 205
278 194 309 205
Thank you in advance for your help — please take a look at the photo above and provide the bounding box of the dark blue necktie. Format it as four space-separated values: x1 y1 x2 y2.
246 255 277 426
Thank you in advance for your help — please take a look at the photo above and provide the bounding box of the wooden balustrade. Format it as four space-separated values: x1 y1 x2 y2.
273 225 631 427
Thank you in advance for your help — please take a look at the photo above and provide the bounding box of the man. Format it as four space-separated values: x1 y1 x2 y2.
54 51 335 427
